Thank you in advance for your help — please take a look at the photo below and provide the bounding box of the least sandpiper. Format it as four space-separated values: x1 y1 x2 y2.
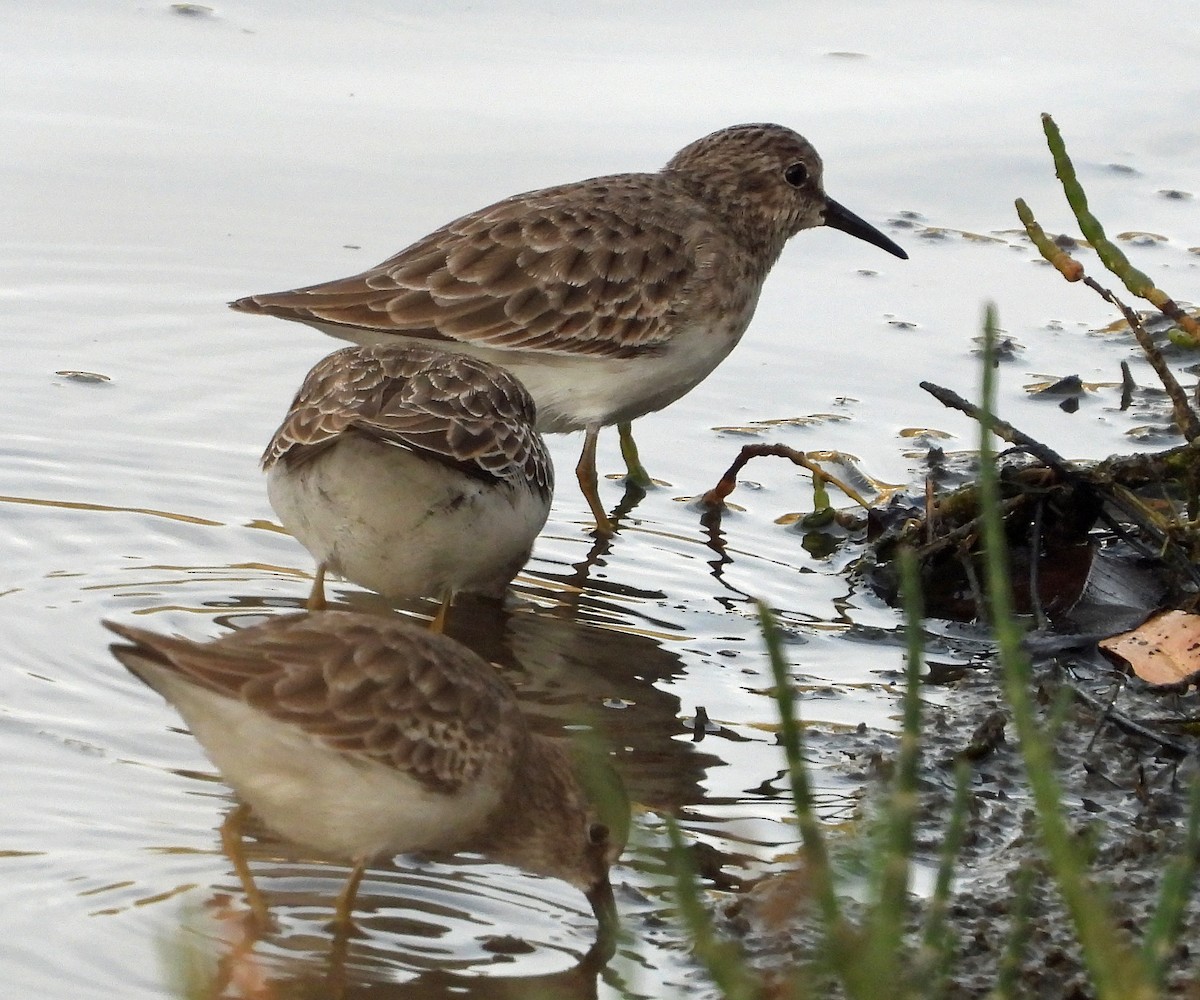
262 344 553 626
106 611 627 939
232 123 907 533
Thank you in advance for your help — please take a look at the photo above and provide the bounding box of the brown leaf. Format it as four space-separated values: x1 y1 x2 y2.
737 865 815 933
1099 610 1200 686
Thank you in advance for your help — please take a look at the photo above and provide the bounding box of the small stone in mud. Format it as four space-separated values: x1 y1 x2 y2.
480 935 534 955
960 710 1008 760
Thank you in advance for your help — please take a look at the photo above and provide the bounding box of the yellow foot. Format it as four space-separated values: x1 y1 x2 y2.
305 563 328 611
220 803 272 931
330 858 369 938
617 421 653 489
577 424 616 535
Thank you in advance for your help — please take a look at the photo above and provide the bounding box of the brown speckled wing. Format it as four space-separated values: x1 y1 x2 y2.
106 612 525 794
231 175 698 359
260 345 553 499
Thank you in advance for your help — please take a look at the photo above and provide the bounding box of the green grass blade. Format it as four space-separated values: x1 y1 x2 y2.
976 302 1155 999
990 862 1035 1000
862 548 924 981
1140 775 1200 985
757 601 843 933
663 816 760 1000
922 761 970 998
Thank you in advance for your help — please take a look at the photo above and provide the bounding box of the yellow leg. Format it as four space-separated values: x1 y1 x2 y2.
220 803 270 930
617 421 652 488
326 931 351 1000
430 592 452 633
306 563 328 611
333 857 369 935
576 425 614 535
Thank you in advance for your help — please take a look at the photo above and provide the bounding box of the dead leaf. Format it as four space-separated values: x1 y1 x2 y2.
738 866 815 932
1099 610 1200 686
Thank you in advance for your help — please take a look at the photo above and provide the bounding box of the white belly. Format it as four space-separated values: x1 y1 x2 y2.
267 436 550 600
307 302 759 433
141 666 507 860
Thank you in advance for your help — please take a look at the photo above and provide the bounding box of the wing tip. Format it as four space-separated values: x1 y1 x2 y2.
229 294 267 314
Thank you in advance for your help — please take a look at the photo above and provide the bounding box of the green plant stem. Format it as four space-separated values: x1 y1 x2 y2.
991 863 1035 1000
1040 113 1200 340
863 549 923 981
1014 195 1200 443
1014 198 1084 281
757 602 848 949
1141 774 1200 986
664 817 760 1000
922 761 970 998
977 303 1153 999
1041 115 1155 297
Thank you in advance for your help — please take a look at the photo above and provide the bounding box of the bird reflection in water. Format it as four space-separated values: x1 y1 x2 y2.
107 611 628 995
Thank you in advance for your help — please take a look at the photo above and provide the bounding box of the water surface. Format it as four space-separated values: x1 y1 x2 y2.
4 2 1200 996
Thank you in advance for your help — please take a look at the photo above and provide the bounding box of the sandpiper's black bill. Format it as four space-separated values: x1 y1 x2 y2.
823 197 908 260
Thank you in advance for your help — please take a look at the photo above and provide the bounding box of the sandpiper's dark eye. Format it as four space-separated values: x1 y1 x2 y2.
588 822 609 845
784 162 809 187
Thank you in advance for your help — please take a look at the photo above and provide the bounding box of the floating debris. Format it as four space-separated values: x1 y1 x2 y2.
1029 374 1083 397
888 210 925 228
1116 231 1168 246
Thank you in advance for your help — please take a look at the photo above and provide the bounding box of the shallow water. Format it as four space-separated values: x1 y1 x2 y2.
4 2 1200 996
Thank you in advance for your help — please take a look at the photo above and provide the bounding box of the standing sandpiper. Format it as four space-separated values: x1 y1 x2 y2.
232 123 907 533
106 611 627 942
261 344 553 627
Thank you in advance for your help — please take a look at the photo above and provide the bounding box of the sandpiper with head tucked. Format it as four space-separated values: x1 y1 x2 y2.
232 123 907 533
261 344 553 626
106 611 628 941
